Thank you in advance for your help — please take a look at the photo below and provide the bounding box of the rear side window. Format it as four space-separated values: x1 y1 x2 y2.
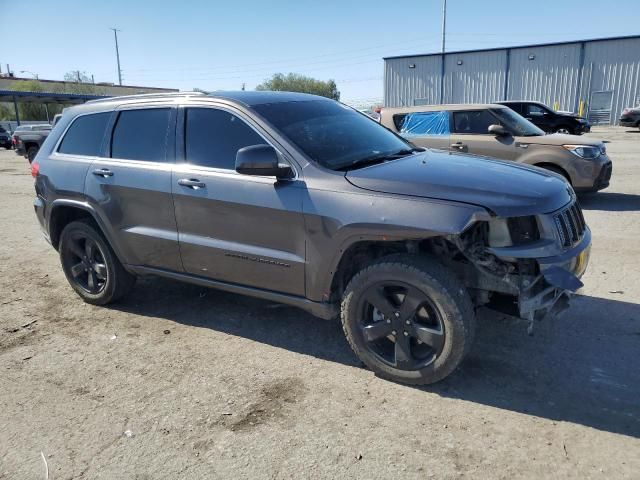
111 108 171 161
397 111 450 137
58 112 111 156
452 110 499 134
185 108 266 170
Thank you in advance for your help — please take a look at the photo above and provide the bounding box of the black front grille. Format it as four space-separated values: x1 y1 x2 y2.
553 202 586 247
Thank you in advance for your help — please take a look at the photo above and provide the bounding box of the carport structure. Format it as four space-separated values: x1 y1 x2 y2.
0 89 110 125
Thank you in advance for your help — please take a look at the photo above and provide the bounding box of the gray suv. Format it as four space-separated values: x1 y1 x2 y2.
32 91 591 385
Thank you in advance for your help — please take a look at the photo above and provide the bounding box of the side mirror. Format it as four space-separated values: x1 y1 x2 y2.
235 144 293 179
488 124 509 136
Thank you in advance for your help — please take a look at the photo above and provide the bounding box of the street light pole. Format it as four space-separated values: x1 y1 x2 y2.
110 28 123 86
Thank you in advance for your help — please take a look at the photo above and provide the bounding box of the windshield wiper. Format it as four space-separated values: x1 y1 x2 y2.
338 148 420 171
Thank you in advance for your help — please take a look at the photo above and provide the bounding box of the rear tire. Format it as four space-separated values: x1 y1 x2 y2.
340 254 475 385
59 219 135 305
27 146 38 163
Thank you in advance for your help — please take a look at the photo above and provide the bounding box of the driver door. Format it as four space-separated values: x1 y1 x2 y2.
171 105 306 296
449 109 516 161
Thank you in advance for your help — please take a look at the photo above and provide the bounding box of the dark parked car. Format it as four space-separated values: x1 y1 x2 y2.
13 124 52 162
498 101 590 135
32 91 591 385
0 126 11 149
619 106 640 130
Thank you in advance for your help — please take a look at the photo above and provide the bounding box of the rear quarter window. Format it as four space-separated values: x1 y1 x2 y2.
58 112 111 156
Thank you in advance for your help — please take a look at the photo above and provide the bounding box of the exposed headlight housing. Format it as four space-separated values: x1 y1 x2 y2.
488 216 540 247
562 144 602 159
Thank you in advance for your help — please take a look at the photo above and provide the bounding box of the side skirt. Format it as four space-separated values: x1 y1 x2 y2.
128 265 338 320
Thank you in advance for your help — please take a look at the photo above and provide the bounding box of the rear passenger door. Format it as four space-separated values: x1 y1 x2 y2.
84 105 182 271
171 105 306 296
393 110 450 150
449 109 516 160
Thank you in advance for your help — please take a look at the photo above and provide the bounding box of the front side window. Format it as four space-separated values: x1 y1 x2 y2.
397 111 450 137
111 108 171 161
491 108 544 137
185 108 266 170
58 112 111 156
253 100 411 170
452 110 498 134
526 104 547 116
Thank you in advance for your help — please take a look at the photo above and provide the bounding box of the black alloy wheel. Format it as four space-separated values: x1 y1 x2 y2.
341 254 475 385
61 232 108 294
58 220 135 305
358 281 445 370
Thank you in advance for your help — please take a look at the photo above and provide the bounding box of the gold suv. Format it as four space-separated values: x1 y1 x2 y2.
381 103 612 192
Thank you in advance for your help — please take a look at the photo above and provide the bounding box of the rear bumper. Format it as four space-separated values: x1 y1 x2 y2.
619 119 638 128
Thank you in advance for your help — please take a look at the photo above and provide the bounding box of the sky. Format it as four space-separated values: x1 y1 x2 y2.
1 0 639 105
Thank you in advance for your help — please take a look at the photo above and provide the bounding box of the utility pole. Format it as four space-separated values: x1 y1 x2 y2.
439 0 447 104
441 0 447 54
110 28 123 86
76 70 81 82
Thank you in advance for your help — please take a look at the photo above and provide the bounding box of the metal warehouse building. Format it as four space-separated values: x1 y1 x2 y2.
384 35 640 125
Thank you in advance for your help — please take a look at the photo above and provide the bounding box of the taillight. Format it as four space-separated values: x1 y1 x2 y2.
31 161 40 178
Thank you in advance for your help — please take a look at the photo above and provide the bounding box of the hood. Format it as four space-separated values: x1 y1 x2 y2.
345 150 572 217
517 133 602 147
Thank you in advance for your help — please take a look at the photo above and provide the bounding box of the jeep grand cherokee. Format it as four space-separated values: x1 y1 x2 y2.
32 91 591 384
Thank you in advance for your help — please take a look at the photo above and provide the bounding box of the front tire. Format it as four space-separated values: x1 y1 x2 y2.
555 126 572 135
59 220 135 305
341 254 475 385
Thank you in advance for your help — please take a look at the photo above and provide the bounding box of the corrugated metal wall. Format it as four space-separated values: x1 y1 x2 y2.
384 55 442 107
507 43 581 111
444 49 507 104
584 37 640 124
384 36 640 125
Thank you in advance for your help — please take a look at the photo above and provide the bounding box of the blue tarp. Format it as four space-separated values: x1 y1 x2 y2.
400 111 449 136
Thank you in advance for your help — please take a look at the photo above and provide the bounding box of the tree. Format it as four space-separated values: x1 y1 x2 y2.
256 73 340 100
62 71 106 95
2 73 108 121
5 80 57 121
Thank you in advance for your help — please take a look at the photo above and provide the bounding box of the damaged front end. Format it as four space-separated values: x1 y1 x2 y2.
442 198 591 333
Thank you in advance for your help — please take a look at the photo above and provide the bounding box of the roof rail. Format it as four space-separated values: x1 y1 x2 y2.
85 91 205 104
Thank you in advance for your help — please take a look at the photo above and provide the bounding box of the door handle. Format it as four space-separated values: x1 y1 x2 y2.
178 178 206 189
450 142 466 150
516 143 529 149
92 168 113 177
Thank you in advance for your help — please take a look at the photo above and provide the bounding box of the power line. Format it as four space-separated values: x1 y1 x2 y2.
124 34 445 75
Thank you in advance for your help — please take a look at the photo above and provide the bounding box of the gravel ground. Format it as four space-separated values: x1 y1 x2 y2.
1 127 639 479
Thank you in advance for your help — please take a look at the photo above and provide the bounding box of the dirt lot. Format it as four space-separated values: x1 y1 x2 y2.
1 127 639 479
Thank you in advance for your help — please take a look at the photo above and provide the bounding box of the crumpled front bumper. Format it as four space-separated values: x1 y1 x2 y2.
492 229 591 322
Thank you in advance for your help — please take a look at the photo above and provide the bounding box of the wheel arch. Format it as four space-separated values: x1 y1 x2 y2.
48 200 129 267
533 162 572 183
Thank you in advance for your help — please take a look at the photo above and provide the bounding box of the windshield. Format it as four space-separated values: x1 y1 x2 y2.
491 108 545 137
253 100 412 170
